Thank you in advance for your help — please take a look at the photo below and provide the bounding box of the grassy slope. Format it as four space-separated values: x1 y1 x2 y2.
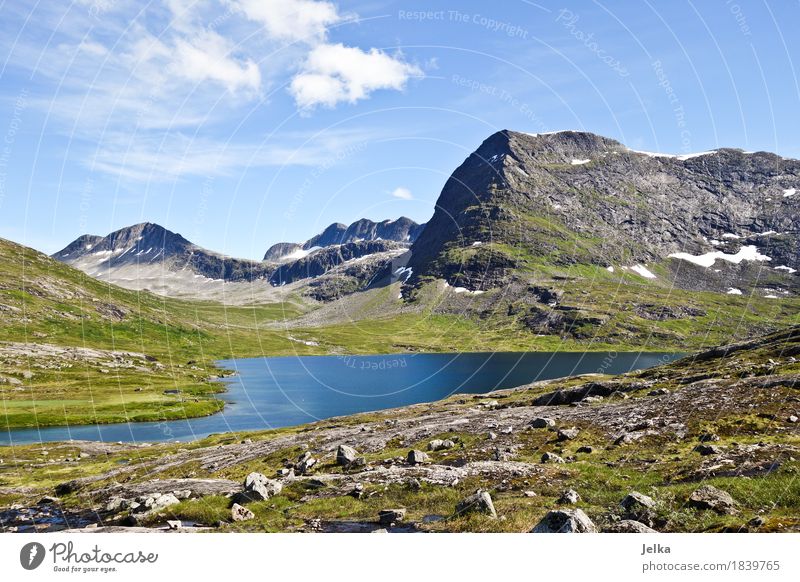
2 326 797 532
1 235 798 430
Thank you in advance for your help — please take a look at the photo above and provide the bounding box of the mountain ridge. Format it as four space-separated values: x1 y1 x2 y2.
407 129 799 297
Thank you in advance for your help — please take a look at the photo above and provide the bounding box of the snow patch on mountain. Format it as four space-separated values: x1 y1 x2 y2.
668 245 771 268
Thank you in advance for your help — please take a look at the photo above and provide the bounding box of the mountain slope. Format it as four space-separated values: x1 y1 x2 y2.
0 236 303 428
408 130 798 296
264 217 425 262
3 324 798 532
55 222 272 283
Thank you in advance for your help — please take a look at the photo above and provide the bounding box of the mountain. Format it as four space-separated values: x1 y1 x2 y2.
54 221 410 303
408 130 799 296
264 217 425 262
55 222 271 282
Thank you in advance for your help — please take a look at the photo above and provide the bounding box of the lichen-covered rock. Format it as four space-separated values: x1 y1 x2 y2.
407 450 430 465
604 520 658 533
620 492 657 525
541 452 565 464
231 503 254 522
531 509 597 533
530 417 556 429
455 490 497 518
688 485 738 514
336 445 359 466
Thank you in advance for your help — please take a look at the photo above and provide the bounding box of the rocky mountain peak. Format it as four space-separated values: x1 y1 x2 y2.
408 128 799 296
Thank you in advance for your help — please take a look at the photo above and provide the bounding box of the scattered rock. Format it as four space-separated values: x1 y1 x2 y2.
558 489 580 504
789 415 798 423
296 452 317 475
748 516 765 527
378 508 406 526
336 445 359 466
694 444 722 456
231 503 254 522
582 396 603 403
576 446 593 454
530 417 555 429
455 490 497 518
487 431 498 440
557 427 580 441
648 388 669 396
688 485 738 515
523 490 537 498
166 520 182 530
349 483 365 499
234 472 283 504
38 496 58 505
531 509 597 533
698 433 720 442
428 439 455 451
604 520 658 533
105 497 127 513
620 492 656 525
55 480 83 496
614 434 634 446
407 450 430 465
541 452 565 464
137 492 180 513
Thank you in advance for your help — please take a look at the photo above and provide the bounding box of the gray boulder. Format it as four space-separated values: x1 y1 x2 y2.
558 489 580 504
557 427 580 441
694 444 722 456
235 472 283 503
688 485 738 514
455 490 497 519
296 452 317 475
407 449 430 465
428 439 455 451
231 503 255 522
541 452 565 464
531 509 597 533
620 491 656 525
336 445 359 466
604 520 658 533
530 417 555 429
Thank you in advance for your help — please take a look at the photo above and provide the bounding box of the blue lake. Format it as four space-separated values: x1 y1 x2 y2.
1 351 681 445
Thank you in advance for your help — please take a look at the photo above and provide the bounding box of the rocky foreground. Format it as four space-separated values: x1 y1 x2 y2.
1 326 798 533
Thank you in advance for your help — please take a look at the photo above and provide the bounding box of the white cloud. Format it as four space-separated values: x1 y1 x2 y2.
391 187 413 200
231 0 342 43
172 31 261 94
88 128 382 181
290 43 421 109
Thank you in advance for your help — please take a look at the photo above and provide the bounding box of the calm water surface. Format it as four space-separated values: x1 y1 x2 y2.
1 351 681 445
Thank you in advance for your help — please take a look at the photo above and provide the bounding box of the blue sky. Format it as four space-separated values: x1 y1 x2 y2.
1 0 798 260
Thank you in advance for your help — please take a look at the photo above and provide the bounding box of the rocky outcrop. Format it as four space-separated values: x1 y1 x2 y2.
265 217 425 262
269 240 402 286
531 509 597 533
408 130 799 296
687 486 738 514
